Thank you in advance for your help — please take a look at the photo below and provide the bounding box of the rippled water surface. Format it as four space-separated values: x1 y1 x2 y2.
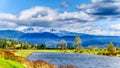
27 52 120 68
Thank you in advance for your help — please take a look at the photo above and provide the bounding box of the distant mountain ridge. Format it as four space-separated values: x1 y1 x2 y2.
0 30 24 39
0 30 120 48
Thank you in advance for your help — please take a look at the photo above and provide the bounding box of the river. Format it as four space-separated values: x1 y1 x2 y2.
27 52 120 68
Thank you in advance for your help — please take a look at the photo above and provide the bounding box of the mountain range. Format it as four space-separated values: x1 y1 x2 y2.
0 30 120 48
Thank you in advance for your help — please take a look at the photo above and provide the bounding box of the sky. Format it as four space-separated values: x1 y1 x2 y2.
0 0 120 36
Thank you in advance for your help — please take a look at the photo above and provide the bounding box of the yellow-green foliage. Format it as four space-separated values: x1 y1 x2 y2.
107 42 116 53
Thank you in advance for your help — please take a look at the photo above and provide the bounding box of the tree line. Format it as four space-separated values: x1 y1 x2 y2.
0 36 117 54
0 38 46 50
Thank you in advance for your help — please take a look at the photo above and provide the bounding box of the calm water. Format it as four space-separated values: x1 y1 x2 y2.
27 52 120 68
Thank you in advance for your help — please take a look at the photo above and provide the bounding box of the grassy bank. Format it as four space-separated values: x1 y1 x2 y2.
1 49 119 68
13 49 120 57
14 49 74 57
0 58 25 68
0 50 76 68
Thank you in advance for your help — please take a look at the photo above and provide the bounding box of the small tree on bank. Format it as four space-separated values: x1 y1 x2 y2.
60 40 67 50
107 42 116 53
41 43 46 49
74 36 83 52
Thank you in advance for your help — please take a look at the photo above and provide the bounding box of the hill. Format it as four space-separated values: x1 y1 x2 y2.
0 30 120 48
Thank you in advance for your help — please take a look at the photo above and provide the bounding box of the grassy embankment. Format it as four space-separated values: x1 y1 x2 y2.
14 49 75 57
14 49 120 57
0 50 57 68
0 48 119 68
0 58 25 68
0 50 77 68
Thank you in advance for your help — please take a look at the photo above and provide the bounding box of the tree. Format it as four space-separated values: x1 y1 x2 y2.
0 39 6 49
6 40 13 49
41 43 46 49
60 40 67 50
107 42 116 53
74 36 82 52
33 44 38 50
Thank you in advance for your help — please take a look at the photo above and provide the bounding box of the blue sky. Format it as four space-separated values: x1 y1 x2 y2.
0 0 120 36
0 0 90 14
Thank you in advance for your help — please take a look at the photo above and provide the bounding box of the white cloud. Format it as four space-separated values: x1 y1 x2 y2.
13 6 93 28
111 24 120 30
58 22 107 35
77 0 120 20
17 6 58 26
76 4 92 10
61 2 69 8
18 6 58 21
91 0 102 3
17 6 93 26
59 11 94 21
15 26 59 33
1 6 120 36
0 21 17 30
0 13 16 21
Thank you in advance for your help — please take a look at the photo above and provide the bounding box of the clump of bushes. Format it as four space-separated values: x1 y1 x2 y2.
97 52 117 56
58 65 78 68
33 60 56 68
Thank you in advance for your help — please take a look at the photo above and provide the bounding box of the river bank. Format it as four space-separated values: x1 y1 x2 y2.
13 49 120 57
0 50 77 68
1 49 120 68
0 50 57 68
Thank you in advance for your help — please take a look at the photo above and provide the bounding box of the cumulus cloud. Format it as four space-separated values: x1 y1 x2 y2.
0 4 120 36
0 6 93 27
0 13 17 30
77 0 120 20
59 11 95 22
17 6 58 26
0 13 16 21
0 6 94 32
58 22 109 35
0 21 17 30
111 24 120 30
61 2 69 8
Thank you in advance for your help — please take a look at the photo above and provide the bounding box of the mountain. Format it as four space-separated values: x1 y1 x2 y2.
19 32 120 48
0 30 24 39
0 30 120 48
20 32 59 39
19 32 61 48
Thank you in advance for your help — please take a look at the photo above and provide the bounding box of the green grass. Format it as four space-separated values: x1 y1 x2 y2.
0 58 25 68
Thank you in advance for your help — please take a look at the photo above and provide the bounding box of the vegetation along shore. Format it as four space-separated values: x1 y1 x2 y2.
0 36 120 68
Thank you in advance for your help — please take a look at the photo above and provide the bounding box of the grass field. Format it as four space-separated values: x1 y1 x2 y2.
0 58 25 68
14 49 74 57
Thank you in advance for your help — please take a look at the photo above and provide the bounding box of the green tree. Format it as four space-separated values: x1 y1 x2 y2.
33 44 38 50
107 42 116 53
60 40 67 50
6 40 13 49
41 43 46 49
0 39 6 49
74 36 83 52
